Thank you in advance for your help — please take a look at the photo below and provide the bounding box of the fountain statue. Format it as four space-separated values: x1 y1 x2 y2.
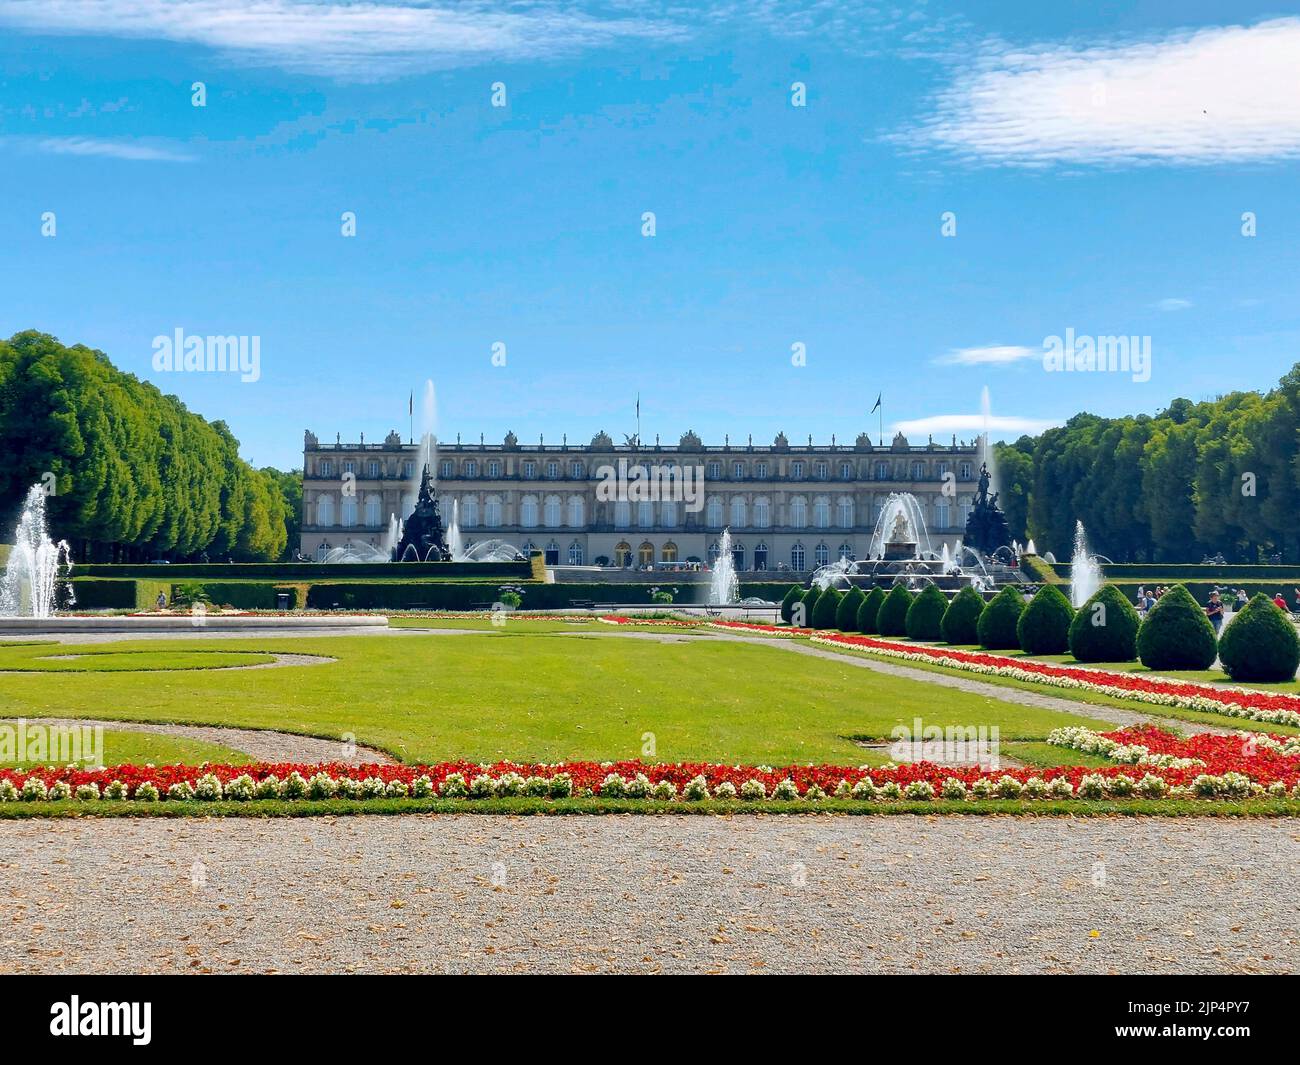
962 462 1012 556
1 485 74 617
392 464 451 561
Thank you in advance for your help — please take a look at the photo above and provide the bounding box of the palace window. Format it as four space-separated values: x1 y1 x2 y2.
463 460 477 478
875 461 889 480
365 496 381 527
840 461 853 480
814 542 830 567
523 461 536 479
790 542 805 571
960 462 973 480
813 496 830 529
961 498 973 524
936 462 949 479
567 496 584 527
837 496 854 528
319 460 333 478
753 542 768 570
791 461 804 479
789 496 807 528
706 497 723 527
367 460 380 478
614 541 632 567
838 542 854 561
402 460 414 478
487 460 501 478
935 501 950 528
545 540 560 565
661 541 678 563
342 461 355 475
707 461 722 479
638 542 654 567
730 541 745 571
568 540 584 565
707 541 721 564
520 495 539 527
462 496 479 527
544 495 561 528
733 460 745 479
755 462 768 479
439 460 453 479
660 501 678 528
614 501 630 529
911 461 926 480
316 495 334 526
753 497 770 528
730 497 747 528
570 460 584 479
547 461 560 479
638 500 654 528
815 460 828 480
485 496 502 527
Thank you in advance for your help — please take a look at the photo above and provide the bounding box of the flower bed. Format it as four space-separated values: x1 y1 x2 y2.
4 726 1299 805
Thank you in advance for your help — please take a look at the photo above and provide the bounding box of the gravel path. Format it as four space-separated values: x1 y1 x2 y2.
21 718 395 765
2 814 1295 974
17 651 334 672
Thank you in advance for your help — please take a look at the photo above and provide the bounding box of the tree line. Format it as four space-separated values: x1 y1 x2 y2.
0 331 295 562
994 364 1300 563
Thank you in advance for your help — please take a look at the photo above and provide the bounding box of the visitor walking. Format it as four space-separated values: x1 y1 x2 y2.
155 590 167 611
1236 588 1248 609
1273 591 1288 612
1206 591 1224 632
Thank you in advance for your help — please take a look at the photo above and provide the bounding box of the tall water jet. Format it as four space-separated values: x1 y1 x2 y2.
1025 538 1037 555
867 493 933 560
408 379 437 507
1069 521 1102 608
979 385 998 497
447 498 465 561
1 486 74 617
708 527 740 605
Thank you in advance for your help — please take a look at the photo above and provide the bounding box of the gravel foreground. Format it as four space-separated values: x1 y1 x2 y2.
2 814 1297 974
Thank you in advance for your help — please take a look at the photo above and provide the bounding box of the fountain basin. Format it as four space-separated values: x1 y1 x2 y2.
0 615 389 634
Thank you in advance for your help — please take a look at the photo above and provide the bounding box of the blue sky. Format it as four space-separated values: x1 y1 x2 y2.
1 0 1298 469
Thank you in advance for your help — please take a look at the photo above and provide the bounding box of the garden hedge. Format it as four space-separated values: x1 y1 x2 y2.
812 587 843 630
904 584 947 640
1016 584 1075 655
977 586 1025 650
836 586 866 632
780 585 802 625
1068 584 1141 662
876 584 914 637
857 587 886 634
1135 584 1218 671
796 586 821 629
1218 593 1300 682
940 585 985 645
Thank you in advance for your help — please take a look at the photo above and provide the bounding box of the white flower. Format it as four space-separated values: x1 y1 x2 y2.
625 773 652 799
548 773 573 798
833 779 853 799
683 775 710 801
336 776 364 798
740 778 767 801
361 776 389 798
880 781 903 799
650 779 677 801
940 778 968 800
255 775 281 799
904 780 934 800
279 772 308 799
1077 774 1107 799
385 779 408 798
132 781 160 801
194 773 224 801
1048 776 1074 798
600 773 627 798
772 779 799 801
970 777 995 798
524 775 551 797
468 774 496 798
995 776 1023 799
440 772 468 797
167 781 195 801
803 783 826 801
1138 773 1169 798
1106 774 1136 797
851 777 878 800
0 779 18 802
225 774 256 801
306 772 336 799
713 781 737 800
411 775 434 798
496 772 526 797
74 783 100 801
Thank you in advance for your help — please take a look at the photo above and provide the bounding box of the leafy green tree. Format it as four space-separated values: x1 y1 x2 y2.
940 585 985 644
779 585 803 625
836 586 866 632
1218 594 1300 681
1136 584 1217 670
904 584 947 640
795 586 820 629
977 586 1025 649
1016 585 1074 655
1068 585 1141 662
876 584 913 636
857 587 886 634
812 587 843 630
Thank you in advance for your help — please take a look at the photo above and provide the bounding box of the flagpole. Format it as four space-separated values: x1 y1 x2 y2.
878 400 883 447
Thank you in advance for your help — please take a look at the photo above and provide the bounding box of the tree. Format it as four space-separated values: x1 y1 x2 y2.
857 587 886 634
836 586 866 632
977 586 1025 650
940 585 985 644
876 584 913 636
905 584 947 640
796 586 820 629
1068 585 1140 662
1218 594 1300 681
780 585 803 625
1016 585 1074 655
812 587 842 630
1136 583 1218 670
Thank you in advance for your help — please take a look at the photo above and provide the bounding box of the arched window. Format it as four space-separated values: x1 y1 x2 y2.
660 501 678 528
935 500 951 528
315 540 330 561
707 540 721 564
544 539 560 564
543 495 561 528
484 496 502 527
568 539 584 565
638 541 655 567
637 500 654 528
461 496 479 528
364 495 381 527
520 495 539 527
567 496 584 527
661 541 678 563
790 542 805 571
789 496 807 529
836 496 854 528
520 540 535 557
730 496 747 528
340 497 357 526
706 497 723 527
753 497 770 528
316 494 335 526
753 542 768 570
614 541 632 567
813 496 830 529
838 542 854 561
614 500 630 529
730 540 745 571
814 542 830 567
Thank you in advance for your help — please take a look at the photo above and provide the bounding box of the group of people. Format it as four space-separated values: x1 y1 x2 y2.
1136 585 1300 633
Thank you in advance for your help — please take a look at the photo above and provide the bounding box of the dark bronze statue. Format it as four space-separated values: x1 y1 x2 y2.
392 463 450 561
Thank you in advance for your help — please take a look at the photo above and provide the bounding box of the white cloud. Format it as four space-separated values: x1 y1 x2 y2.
934 345 1035 366
0 0 687 79
35 136 196 162
1153 297 1192 311
900 18 1300 166
894 414 1057 439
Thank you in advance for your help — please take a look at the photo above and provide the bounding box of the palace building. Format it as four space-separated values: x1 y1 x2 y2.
300 428 984 572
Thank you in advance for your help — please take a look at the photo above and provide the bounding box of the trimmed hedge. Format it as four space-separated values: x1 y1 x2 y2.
1016 584 1074 655
1068 585 1141 662
857 587 886 634
1218 593 1300 682
812 587 843 630
1136 584 1218 671
876 585 914 637
940 586 985 645
836 586 866 632
780 585 802 625
977 586 1025 650
794 586 821 629
904 584 947 640
73 561 533 580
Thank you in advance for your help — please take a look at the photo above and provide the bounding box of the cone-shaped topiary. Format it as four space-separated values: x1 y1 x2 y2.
780 584 802 625
941 585 985 645
905 584 948 640
812 586 843 630
1016 584 1075 655
1136 583 1218 670
836 586 866 632
977 585 1026 649
857 586 886 634
876 584 914 636
1068 584 1140 662
795 586 820 629
1218 593 1300 681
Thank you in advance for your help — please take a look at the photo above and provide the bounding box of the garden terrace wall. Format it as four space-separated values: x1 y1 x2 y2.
72 561 533 580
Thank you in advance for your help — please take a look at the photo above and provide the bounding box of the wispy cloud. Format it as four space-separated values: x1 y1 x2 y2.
895 414 1057 439
35 136 196 162
933 345 1035 366
1153 297 1192 311
0 0 688 80
897 18 1300 166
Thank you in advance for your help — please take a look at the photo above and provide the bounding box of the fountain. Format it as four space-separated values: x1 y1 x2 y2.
1 485 74 618
867 493 932 560
1069 520 1102 608
447 499 465 561
708 527 740 605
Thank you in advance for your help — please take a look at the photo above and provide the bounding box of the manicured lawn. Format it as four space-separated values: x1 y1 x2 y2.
0 631 1115 765
386 616 701 635
0 646 277 671
0 729 251 768
1002 741 1113 769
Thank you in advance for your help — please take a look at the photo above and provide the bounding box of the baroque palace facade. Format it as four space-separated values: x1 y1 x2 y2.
300 429 984 571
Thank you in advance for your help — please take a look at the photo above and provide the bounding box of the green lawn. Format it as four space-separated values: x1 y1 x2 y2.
1 729 251 768
0 647 277 671
0 631 1115 765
